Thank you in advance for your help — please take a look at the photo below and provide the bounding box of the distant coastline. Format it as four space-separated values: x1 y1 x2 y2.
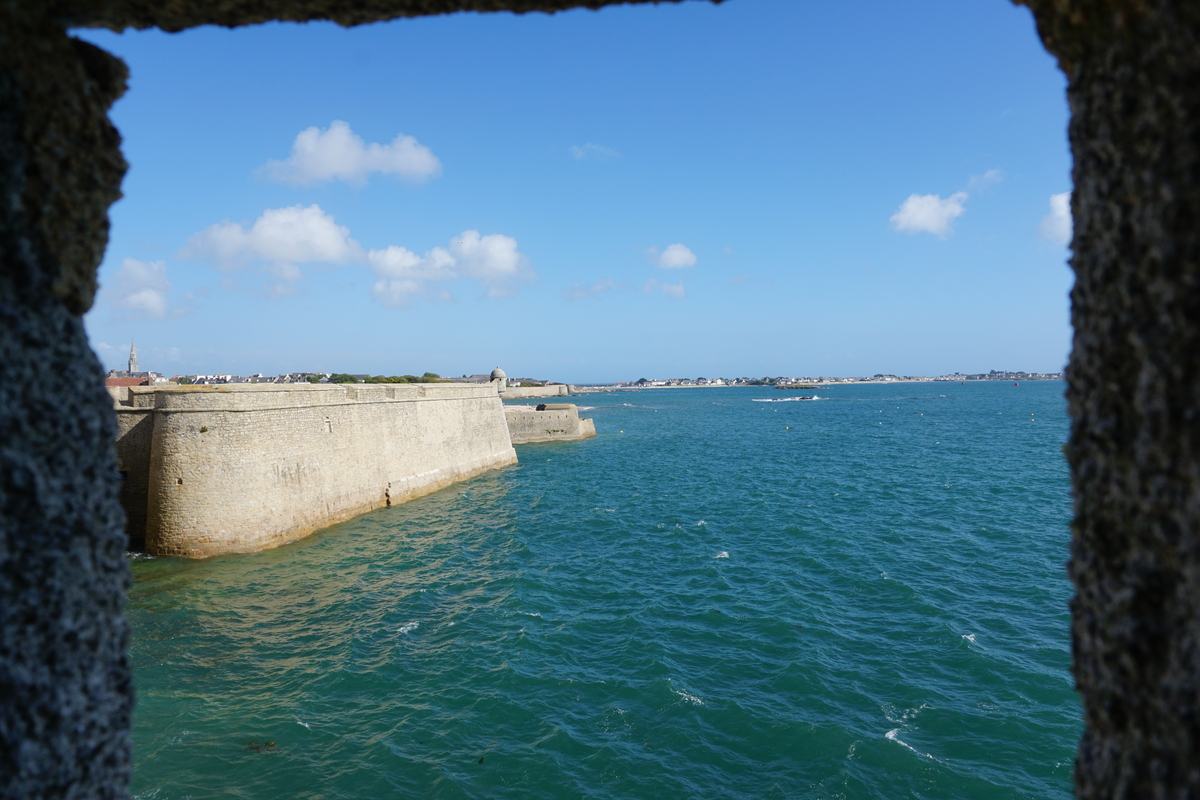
576 371 1064 392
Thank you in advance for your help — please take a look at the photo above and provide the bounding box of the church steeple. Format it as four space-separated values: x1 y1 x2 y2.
128 340 139 374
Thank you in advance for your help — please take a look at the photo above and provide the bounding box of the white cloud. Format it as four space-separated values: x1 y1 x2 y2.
368 245 456 307
562 278 616 300
570 143 619 161
261 120 442 186
181 205 364 294
890 192 968 238
369 230 534 307
110 258 171 319
645 278 686 299
968 169 1004 190
448 231 532 296
184 206 531 305
1040 191 1073 246
655 243 698 269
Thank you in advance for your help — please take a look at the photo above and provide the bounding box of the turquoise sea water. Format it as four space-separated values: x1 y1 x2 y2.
128 382 1079 800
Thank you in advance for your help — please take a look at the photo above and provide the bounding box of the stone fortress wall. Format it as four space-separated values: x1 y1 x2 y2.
113 383 517 557
504 403 596 444
501 384 572 399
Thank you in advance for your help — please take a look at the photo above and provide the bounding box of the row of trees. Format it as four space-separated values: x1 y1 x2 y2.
324 372 443 384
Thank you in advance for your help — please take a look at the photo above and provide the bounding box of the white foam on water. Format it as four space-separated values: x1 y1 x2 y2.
885 729 944 763
882 702 930 724
398 622 419 634
714 551 729 559
696 520 707 526
962 633 977 644
674 688 706 706
519 611 542 617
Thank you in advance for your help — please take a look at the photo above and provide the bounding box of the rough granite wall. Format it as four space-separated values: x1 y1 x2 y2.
1014 2 1200 797
117 384 516 557
0 6 133 799
2 0 1198 797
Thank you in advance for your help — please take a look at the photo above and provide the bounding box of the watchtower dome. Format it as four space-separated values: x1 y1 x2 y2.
490 367 508 396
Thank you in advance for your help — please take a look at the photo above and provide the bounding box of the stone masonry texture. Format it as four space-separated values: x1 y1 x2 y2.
0 0 1197 798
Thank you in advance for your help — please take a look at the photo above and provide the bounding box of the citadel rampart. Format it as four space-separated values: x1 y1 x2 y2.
502 384 572 399
504 403 596 444
114 383 516 557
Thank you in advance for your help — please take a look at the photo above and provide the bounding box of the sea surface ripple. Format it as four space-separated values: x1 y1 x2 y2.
129 382 1078 799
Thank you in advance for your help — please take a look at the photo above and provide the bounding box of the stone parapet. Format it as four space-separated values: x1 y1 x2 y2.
501 384 572 399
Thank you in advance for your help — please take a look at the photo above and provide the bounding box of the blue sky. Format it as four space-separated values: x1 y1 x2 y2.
78 0 1072 383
